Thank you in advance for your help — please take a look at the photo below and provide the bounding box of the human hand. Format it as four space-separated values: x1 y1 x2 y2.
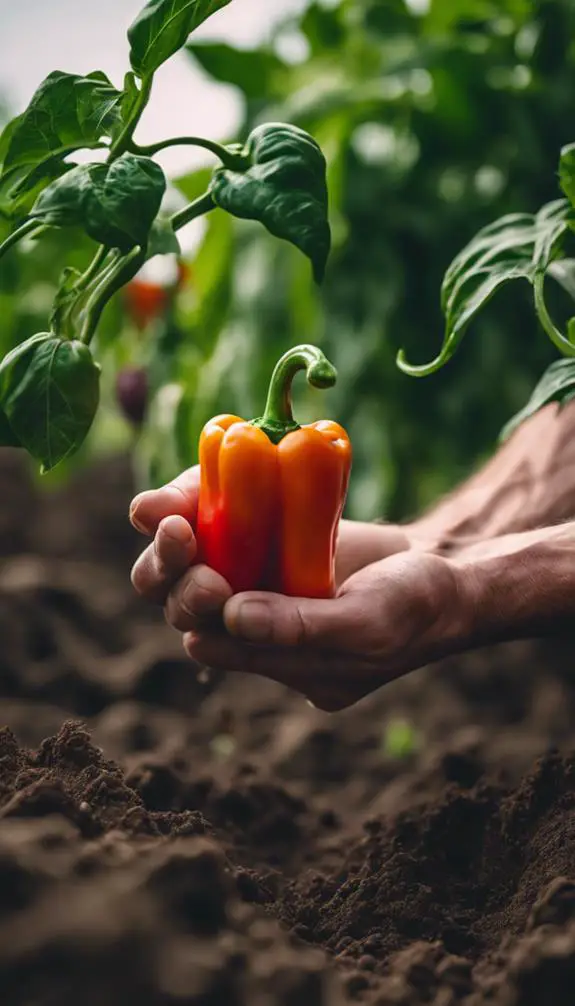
129 465 412 598
130 467 469 710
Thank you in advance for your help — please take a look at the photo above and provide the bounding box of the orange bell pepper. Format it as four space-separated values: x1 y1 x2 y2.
196 345 352 598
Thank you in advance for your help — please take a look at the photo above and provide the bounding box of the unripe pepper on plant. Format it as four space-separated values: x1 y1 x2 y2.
197 345 351 598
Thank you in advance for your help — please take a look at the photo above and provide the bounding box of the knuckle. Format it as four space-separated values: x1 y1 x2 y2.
166 595 194 632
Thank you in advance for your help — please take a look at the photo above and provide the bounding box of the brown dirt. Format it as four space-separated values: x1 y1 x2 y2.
1 449 575 1005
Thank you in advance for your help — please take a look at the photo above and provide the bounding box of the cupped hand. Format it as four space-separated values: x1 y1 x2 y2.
130 467 470 710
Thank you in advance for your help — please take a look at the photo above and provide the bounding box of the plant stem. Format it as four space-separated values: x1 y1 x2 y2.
55 246 111 337
80 246 144 346
133 135 248 169
254 345 337 444
75 245 109 291
0 218 41 260
171 193 216 231
109 75 153 160
533 270 575 357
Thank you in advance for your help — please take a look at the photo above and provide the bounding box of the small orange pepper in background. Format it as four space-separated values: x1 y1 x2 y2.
196 345 352 598
124 261 190 331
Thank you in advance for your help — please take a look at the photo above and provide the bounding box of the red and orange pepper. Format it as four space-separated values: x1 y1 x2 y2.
196 345 351 598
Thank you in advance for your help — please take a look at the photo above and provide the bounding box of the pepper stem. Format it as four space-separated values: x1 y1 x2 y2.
253 344 337 444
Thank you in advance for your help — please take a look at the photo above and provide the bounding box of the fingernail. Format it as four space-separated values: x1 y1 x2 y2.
232 599 272 643
129 497 150 533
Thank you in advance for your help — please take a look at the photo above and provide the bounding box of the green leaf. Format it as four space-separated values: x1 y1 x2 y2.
147 215 181 258
398 199 570 376
549 259 575 301
110 72 142 144
0 71 122 216
186 41 285 99
532 199 571 271
0 408 21 448
0 115 23 168
31 154 166 252
128 0 232 78
87 155 167 251
0 158 77 219
501 358 575 440
49 266 83 335
0 333 101 471
210 123 331 282
559 142 575 212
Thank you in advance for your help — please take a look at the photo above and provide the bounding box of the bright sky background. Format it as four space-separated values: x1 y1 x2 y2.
0 0 307 180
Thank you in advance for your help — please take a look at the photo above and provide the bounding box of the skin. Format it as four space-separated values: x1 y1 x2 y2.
131 400 575 712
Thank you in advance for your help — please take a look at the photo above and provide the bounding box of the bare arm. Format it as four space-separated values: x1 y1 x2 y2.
408 400 575 552
452 521 575 644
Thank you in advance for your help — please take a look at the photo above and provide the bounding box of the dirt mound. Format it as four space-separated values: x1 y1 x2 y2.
1 449 575 1005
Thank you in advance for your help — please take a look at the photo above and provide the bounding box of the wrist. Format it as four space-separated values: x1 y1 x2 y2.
452 523 575 645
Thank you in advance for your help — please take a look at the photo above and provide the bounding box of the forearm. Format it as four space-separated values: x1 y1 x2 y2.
408 400 575 553
453 521 575 644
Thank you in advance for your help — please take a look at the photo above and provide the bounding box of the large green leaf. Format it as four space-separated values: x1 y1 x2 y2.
186 41 285 99
0 71 123 216
128 0 232 78
210 123 331 282
0 158 77 220
0 333 101 471
501 358 575 440
30 154 166 252
397 199 570 376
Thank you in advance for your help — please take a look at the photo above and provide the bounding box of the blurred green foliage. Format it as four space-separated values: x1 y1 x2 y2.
3 0 575 517
172 0 575 520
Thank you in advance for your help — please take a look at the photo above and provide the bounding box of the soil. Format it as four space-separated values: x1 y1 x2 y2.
1 449 575 1005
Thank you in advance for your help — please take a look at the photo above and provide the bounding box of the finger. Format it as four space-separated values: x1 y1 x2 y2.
130 466 200 535
335 520 410 584
131 516 195 604
222 589 367 651
165 564 232 633
182 630 379 711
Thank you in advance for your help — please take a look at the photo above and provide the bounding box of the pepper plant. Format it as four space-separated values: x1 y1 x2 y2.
397 140 575 438
0 0 330 473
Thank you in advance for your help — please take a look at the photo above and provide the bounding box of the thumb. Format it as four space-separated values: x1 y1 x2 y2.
223 590 365 650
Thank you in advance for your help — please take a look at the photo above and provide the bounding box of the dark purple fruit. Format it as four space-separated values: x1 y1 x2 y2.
116 367 149 426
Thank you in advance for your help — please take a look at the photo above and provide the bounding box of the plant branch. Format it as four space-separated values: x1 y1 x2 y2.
109 75 153 160
133 135 247 169
0 218 42 260
171 192 216 232
75 245 109 292
54 246 111 338
80 246 144 345
533 270 575 357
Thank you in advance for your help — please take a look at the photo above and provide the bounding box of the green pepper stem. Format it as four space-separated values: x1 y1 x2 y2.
133 136 248 170
109 75 153 161
255 345 337 443
171 192 215 232
79 246 144 345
